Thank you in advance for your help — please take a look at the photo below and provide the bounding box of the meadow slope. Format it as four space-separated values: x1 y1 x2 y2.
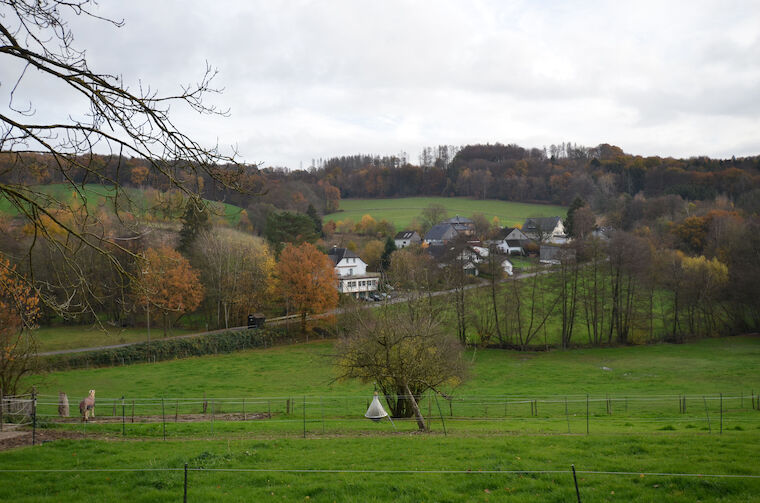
323 197 567 229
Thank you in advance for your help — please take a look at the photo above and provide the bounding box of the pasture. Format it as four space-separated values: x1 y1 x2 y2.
0 183 244 226
3 336 758 501
323 197 567 229
34 325 197 353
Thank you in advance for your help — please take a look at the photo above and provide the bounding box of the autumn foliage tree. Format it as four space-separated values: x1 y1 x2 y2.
135 247 204 335
0 257 41 396
277 242 338 332
192 229 275 329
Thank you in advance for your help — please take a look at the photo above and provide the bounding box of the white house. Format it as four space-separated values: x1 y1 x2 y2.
394 230 421 249
522 217 569 244
328 247 380 298
489 227 529 255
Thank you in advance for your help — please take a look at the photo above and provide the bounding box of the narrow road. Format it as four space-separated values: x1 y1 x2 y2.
36 268 549 357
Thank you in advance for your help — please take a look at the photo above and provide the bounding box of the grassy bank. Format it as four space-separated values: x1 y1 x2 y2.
33 325 197 353
25 335 760 399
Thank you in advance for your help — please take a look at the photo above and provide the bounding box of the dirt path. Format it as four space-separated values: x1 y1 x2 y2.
0 426 86 451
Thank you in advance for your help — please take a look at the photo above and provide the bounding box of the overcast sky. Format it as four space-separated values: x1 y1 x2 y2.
5 0 760 168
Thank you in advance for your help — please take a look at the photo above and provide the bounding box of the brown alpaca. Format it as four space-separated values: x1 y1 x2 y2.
79 389 96 421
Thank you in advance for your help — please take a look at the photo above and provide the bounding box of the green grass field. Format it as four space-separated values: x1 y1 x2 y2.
0 183 244 226
25 335 760 399
1 434 758 502
5 336 759 501
324 197 567 230
34 325 197 353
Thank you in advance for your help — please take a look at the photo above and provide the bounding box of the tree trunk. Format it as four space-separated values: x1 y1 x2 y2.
403 383 427 431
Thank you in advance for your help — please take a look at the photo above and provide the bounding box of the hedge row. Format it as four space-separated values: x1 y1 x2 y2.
43 327 304 371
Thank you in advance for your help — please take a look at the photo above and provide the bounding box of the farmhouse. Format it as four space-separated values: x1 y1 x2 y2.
426 243 483 276
328 247 380 298
424 223 458 245
394 230 421 249
522 216 568 244
442 215 475 235
490 227 529 255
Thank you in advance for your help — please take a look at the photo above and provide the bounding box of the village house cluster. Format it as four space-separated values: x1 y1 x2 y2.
330 214 575 299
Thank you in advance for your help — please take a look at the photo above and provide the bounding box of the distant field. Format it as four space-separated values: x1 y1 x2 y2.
0 183 244 226
323 197 567 230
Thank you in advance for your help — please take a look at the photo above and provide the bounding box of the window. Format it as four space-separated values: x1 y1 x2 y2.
349 268 353 276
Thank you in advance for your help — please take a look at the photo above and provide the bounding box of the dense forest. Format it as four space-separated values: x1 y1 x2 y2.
3 142 760 234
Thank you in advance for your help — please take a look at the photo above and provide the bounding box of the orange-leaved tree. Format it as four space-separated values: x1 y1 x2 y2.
277 242 338 333
0 257 41 396
135 247 204 336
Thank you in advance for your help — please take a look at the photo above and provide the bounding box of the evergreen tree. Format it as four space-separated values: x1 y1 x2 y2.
380 236 397 271
178 198 211 254
306 204 323 236
565 196 586 238
264 211 319 254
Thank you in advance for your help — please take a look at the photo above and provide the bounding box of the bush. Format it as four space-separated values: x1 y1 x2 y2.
43 327 295 371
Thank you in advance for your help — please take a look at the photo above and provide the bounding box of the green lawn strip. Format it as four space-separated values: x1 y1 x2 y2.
25 336 760 406
34 325 198 353
324 197 567 229
0 434 758 502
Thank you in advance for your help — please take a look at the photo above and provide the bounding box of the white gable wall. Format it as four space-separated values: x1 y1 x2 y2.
335 256 367 277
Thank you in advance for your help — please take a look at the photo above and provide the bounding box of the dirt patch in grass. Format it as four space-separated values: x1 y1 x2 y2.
0 428 89 452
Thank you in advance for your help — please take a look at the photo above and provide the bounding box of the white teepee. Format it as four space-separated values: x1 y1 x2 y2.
365 392 389 422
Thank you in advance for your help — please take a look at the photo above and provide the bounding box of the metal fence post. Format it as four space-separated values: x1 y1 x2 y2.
183 462 188 503
32 388 37 446
585 394 589 435
434 394 447 436
571 464 582 502
121 396 125 436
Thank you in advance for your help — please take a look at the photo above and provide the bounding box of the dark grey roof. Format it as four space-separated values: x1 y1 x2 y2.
505 239 523 247
442 215 473 224
424 223 457 241
426 244 448 260
328 247 360 265
495 226 516 239
394 230 419 240
523 216 562 233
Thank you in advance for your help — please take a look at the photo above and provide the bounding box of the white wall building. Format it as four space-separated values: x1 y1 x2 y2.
394 230 421 249
328 247 380 298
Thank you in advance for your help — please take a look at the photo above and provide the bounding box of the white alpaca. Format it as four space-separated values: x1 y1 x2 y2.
79 389 96 421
